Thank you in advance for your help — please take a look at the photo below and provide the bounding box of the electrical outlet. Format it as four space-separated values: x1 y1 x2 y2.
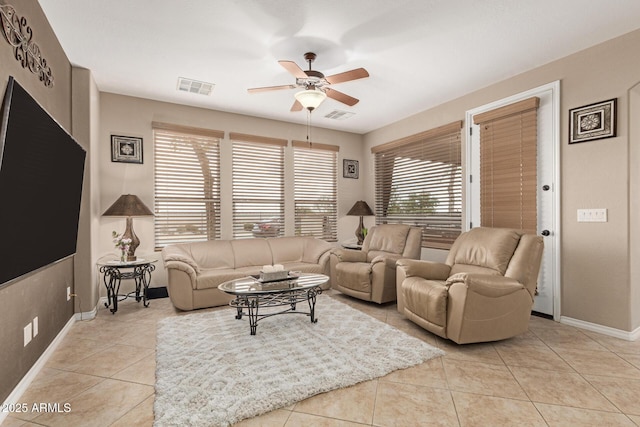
67 286 71 301
23 323 32 347
33 316 38 337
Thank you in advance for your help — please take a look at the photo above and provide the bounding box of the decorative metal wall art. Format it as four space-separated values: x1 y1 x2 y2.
0 4 54 87
111 135 143 164
343 159 359 179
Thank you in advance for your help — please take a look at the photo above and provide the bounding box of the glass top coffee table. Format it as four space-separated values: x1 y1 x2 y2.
218 273 329 335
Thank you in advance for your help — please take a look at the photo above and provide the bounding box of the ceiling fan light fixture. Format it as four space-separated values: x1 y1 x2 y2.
295 88 326 111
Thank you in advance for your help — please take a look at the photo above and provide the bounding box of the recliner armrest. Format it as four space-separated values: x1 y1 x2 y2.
446 273 526 298
371 254 402 269
331 248 367 263
396 259 451 280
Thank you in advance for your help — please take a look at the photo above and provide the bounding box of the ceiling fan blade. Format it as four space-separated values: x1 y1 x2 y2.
290 99 303 112
247 84 297 93
325 68 369 85
325 88 359 106
279 60 308 79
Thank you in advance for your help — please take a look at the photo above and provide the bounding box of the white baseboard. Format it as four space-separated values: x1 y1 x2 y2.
0 316 76 424
74 303 98 321
560 316 640 341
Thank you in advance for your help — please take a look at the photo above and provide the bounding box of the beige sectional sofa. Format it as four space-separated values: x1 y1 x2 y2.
161 236 335 311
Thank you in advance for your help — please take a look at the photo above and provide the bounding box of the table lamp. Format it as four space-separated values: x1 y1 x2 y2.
347 200 374 245
103 194 153 261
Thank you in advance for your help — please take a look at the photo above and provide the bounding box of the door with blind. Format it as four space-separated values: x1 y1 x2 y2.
466 82 560 318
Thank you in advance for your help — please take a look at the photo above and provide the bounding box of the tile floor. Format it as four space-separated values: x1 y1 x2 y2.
3 290 640 426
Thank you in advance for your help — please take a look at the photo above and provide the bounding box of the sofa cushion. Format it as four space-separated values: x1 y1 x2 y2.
282 262 325 275
230 239 273 268
367 224 410 254
402 277 448 328
303 238 335 264
268 237 304 263
448 227 521 275
196 268 248 290
186 240 235 269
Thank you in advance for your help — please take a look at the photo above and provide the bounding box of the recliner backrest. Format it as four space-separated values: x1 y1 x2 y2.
362 224 422 262
447 228 522 276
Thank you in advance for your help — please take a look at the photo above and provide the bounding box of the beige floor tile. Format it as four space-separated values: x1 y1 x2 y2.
534 402 635 426
530 328 608 352
285 412 368 426
110 395 154 427
372 382 458 427
111 356 156 385
495 342 574 372
31 379 153 427
1 416 41 426
438 340 505 365
510 366 618 412
443 359 528 400
584 375 640 415
582 331 640 354
8 370 103 421
452 391 547 427
292 380 377 425
234 409 291 427
555 348 640 378
628 414 640 424
116 327 157 348
44 337 113 370
380 357 448 389
69 344 154 378
619 352 640 370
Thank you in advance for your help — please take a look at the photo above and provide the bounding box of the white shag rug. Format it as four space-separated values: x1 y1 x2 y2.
154 295 444 427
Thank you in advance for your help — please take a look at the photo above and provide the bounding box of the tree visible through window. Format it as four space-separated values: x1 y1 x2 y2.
373 121 462 249
153 123 222 249
293 141 338 242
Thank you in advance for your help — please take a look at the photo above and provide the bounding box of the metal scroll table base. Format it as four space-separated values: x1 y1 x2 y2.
99 263 156 314
230 287 322 335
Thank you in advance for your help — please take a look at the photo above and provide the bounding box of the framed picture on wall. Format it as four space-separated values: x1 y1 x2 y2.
343 159 359 179
569 98 617 144
111 135 143 163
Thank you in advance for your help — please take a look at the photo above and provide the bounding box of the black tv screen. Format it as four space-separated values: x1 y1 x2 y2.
0 77 86 286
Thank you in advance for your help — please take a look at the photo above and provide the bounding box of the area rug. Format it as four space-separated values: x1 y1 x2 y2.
154 295 444 426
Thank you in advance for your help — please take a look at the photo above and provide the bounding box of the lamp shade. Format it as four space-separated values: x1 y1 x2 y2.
103 194 153 217
347 200 374 216
295 88 327 111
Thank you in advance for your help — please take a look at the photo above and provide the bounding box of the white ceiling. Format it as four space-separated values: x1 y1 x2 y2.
38 0 640 134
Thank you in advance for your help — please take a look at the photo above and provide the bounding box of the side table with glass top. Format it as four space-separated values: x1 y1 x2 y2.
97 255 158 314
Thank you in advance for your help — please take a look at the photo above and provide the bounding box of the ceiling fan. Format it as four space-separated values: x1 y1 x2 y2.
247 52 369 112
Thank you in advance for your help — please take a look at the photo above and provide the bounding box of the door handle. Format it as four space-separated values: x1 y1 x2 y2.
541 230 550 236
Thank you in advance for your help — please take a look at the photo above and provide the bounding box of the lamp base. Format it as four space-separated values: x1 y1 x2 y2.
122 217 140 261
355 216 365 246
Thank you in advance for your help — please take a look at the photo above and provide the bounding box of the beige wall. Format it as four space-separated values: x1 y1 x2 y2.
364 29 640 332
0 0 75 403
98 94 367 288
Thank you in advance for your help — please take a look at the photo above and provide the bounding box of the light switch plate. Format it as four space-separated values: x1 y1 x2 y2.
577 208 607 222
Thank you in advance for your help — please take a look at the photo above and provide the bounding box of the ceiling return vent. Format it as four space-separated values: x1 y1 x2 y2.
324 110 355 120
177 77 214 96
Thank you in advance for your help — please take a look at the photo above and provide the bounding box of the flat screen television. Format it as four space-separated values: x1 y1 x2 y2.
0 76 86 286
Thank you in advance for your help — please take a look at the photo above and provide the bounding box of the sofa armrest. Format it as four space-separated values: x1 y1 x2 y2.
371 253 402 269
162 246 200 273
446 273 525 298
331 248 367 263
396 259 451 280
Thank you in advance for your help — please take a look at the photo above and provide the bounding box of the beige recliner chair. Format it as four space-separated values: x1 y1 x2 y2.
330 224 422 303
396 227 543 344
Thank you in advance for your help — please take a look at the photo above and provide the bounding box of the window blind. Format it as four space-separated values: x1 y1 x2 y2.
231 136 286 239
153 124 222 249
293 141 338 242
372 121 462 249
473 97 539 234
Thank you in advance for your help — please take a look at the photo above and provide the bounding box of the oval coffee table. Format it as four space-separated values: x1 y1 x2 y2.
218 273 329 335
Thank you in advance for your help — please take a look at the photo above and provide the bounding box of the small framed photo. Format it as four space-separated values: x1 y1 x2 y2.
569 98 617 144
111 135 143 163
343 159 359 179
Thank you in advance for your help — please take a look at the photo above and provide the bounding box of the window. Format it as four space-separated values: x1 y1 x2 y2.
372 121 462 249
153 122 222 249
293 141 338 242
231 133 286 239
473 97 539 234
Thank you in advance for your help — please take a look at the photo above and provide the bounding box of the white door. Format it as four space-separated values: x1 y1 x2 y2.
465 81 560 318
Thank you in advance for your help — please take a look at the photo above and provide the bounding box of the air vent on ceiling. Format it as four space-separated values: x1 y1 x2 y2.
177 77 214 96
324 110 355 120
